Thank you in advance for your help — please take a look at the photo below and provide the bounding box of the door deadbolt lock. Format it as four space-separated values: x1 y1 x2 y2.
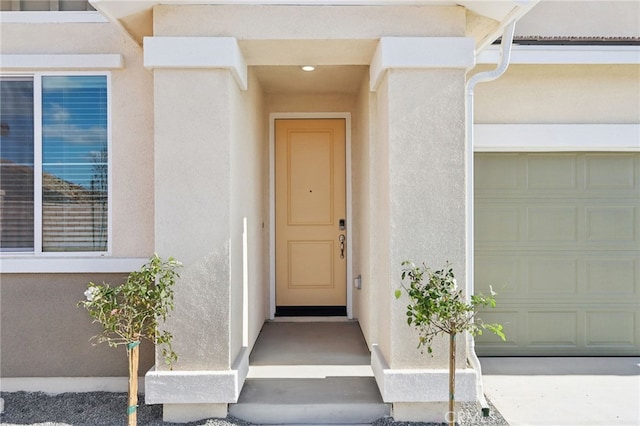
339 218 346 230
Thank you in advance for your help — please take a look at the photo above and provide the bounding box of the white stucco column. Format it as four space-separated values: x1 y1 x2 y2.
369 37 477 422
142 36 249 423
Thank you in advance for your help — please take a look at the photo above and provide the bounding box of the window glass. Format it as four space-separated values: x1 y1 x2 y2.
59 0 93 11
20 0 50 11
0 78 35 251
0 74 108 254
42 75 108 252
0 1 94 11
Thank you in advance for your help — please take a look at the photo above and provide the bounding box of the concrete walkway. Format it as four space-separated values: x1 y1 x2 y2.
235 320 640 425
480 357 640 426
229 321 390 424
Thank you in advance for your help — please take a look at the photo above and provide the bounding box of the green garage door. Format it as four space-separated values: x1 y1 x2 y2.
474 153 640 356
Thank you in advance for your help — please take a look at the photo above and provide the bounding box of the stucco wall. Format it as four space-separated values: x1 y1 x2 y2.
352 73 375 348
153 68 234 371
516 0 640 38
0 20 155 378
229 69 268 358
372 73 393 365
1 273 154 377
375 68 468 369
0 21 154 257
266 93 357 115
153 4 465 39
474 64 640 124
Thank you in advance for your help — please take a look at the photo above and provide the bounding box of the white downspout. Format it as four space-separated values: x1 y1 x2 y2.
465 21 516 415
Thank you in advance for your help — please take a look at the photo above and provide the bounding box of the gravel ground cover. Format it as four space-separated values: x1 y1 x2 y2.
0 392 508 426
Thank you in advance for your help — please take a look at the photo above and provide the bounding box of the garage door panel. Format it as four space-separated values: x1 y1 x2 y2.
527 206 578 242
477 305 640 356
475 152 640 356
586 311 637 347
587 258 637 295
477 252 638 300
528 311 578 347
585 154 636 190
475 206 520 242
475 256 520 296
527 154 578 189
476 203 638 249
586 206 636 242
528 258 578 295
475 153 520 189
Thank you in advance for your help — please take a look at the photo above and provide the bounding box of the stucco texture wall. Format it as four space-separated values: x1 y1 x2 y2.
352 73 375 348
375 68 468 369
152 65 267 371
0 22 155 256
1 20 155 378
153 4 464 39
516 0 640 38
1 273 154 377
230 69 268 358
153 68 234 371
474 64 640 124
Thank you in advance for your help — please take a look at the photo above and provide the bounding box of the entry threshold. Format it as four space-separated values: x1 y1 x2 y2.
275 305 346 317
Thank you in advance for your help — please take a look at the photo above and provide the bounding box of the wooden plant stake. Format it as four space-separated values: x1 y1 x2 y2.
127 341 140 426
449 334 456 426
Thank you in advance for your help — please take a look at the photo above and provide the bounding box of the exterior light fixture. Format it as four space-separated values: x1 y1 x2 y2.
301 65 315 72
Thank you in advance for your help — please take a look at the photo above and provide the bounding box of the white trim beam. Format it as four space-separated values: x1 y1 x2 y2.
474 124 640 152
143 37 248 91
477 45 640 65
0 11 107 23
0 54 123 70
370 37 475 91
0 257 148 274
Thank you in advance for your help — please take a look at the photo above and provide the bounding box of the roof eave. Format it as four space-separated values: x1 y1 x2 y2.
90 0 540 49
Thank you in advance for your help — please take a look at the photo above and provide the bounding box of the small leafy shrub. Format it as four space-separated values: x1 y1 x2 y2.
79 254 182 426
395 260 505 354
79 254 182 366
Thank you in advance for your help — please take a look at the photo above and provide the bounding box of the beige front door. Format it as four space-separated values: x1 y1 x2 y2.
275 119 347 312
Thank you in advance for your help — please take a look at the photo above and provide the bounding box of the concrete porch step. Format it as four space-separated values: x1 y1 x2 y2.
247 363 374 378
229 377 391 424
230 321 390 424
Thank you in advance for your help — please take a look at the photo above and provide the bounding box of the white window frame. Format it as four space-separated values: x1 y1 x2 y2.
1 71 112 257
0 11 106 23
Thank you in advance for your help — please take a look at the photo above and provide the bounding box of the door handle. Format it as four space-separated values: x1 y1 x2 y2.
339 234 346 259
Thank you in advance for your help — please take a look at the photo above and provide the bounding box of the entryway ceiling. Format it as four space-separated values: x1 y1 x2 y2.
252 65 368 94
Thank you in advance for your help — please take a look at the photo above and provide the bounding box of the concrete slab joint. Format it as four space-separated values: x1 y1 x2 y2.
371 345 477 403
370 37 475 91
143 36 248 90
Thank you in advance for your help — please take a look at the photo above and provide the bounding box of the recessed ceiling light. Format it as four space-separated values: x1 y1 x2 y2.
301 65 316 72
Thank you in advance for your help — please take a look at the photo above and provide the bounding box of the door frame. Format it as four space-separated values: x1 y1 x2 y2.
269 112 353 319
